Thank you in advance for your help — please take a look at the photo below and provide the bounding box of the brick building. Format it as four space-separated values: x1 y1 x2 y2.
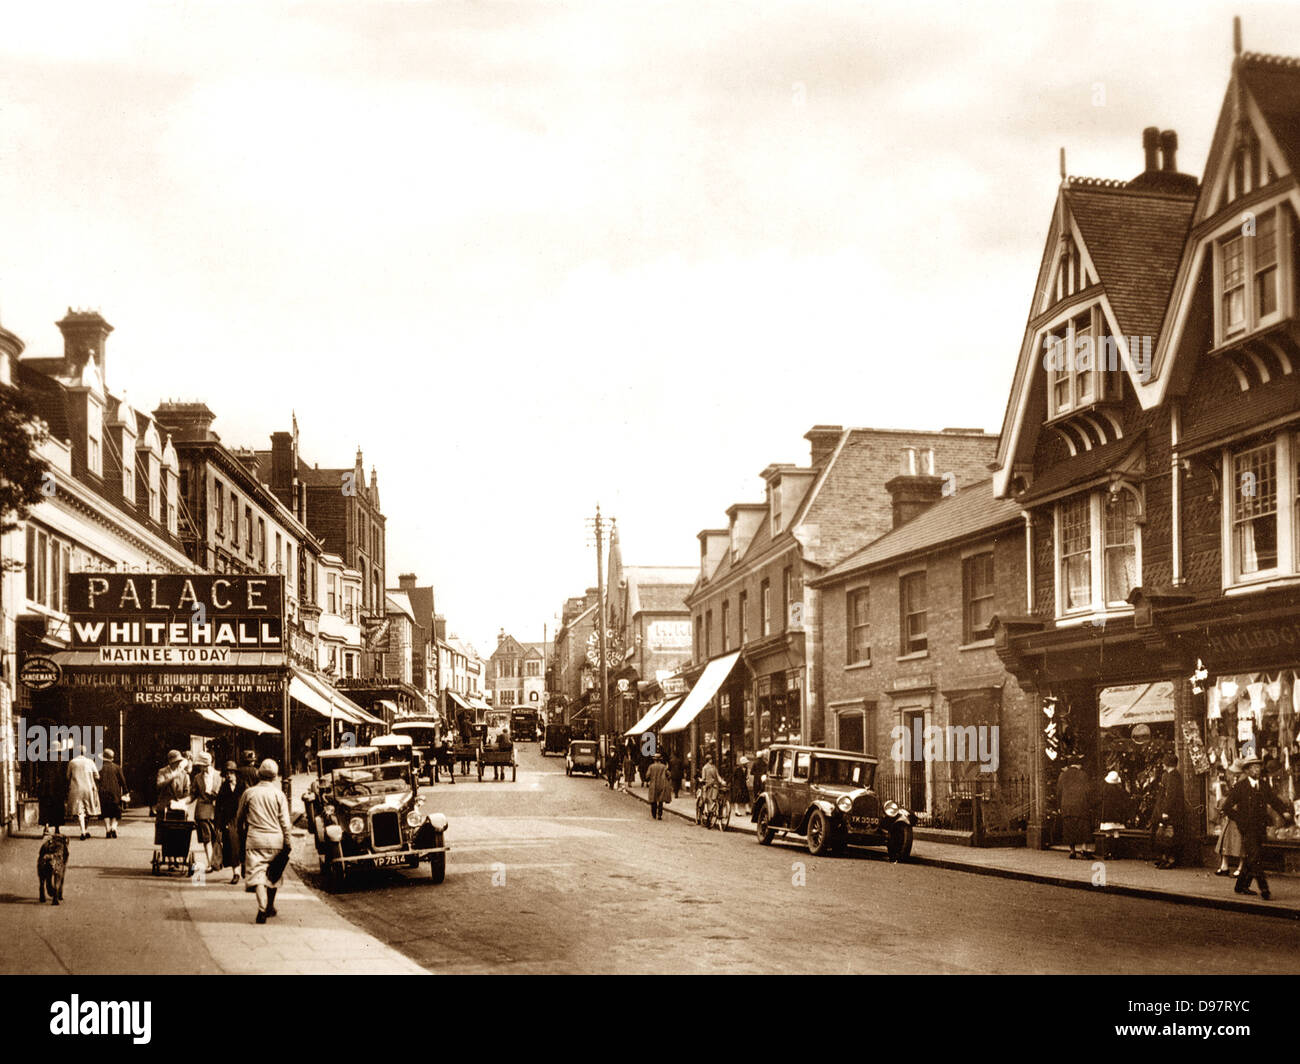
810 480 1032 833
671 424 997 769
488 632 547 711
990 39 1300 866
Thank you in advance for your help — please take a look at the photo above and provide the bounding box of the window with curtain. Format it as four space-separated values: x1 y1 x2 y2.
1104 491 1139 604
962 553 995 642
1232 442 1278 576
899 572 927 654
848 587 871 664
1060 495 1092 610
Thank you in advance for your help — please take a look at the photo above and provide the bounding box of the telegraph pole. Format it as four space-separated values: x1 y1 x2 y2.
594 506 609 740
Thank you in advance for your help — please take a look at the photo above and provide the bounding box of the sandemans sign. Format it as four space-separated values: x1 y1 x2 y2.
19 655 62 690
67 574 284 665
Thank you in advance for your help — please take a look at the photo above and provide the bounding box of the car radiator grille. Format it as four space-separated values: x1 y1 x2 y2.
371 809 402 849
851 794 882 819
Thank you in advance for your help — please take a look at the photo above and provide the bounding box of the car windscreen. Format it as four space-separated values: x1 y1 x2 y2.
810 757 874 787
571 743 596 754
332 763 412 797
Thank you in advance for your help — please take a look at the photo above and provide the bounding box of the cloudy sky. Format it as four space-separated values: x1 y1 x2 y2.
0 0 1293 652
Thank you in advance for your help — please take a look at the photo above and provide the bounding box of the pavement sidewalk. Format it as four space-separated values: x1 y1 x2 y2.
616 780 1300 921
0 803 424 975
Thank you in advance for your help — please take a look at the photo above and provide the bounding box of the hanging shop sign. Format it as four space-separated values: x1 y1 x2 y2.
19 655 62 690
67 574 284 665
65 669 283 706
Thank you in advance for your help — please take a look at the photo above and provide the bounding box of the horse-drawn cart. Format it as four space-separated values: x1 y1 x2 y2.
478 746 517 782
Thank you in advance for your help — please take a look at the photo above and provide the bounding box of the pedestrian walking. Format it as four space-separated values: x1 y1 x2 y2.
731 756 751 815
667 752 685 798
646 753 672 820
216 760 246 884
38 740 68 835
622 748 636 791
66 745 101 841
1150 753 1187 869
1056 759 1092 859
1214 764 1244 876
236 749 260 790
192 752 223 874
750 752 768 804
606 743 620 789
97 749 127 839
235 759 293 923
1223 756 1294 900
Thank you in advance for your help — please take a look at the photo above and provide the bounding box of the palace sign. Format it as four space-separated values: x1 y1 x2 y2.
67 574 284 665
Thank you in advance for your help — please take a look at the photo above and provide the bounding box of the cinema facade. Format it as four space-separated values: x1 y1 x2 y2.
0 311 381 835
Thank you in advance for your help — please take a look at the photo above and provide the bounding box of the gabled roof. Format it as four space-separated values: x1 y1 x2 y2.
993 177 1196 497
1142 50 1300 407
385 591 416 624
812 481 1022 584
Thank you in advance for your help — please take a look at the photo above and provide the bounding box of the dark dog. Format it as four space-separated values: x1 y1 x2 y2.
38 834 69 905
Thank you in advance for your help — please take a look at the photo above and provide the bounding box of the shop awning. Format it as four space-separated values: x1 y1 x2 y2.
660 651 743 734
469 698 491 713
1099 681 1176 729
290 669 387 727
624 697 683 736
376 699 400 718
446 691 471 710
195 707 281 735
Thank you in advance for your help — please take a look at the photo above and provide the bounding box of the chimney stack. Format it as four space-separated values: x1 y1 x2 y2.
1160 130 1179 173
884 473 946 529
56 309 113 383
153 401 218 442
1142 126 1160 172
804 425 843 468
398 573 417 590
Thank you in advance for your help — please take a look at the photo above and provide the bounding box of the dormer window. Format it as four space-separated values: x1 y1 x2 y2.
1214 206 1289 346
86 399 102 477
1046 306 1119 419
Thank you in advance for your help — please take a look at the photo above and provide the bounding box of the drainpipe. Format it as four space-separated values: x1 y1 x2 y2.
1023 512 1035 612
1171 400 1183 586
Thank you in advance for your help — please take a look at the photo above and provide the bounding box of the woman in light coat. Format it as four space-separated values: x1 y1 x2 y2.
66 745 101 841
235 760 293 924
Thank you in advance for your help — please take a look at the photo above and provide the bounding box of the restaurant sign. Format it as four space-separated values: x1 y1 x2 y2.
68 574 284 666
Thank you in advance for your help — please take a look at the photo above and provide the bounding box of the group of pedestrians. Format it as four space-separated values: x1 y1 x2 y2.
1059 752 1295 899
38 744 128 840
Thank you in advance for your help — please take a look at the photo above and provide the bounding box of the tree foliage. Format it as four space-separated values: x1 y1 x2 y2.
0 384 50 533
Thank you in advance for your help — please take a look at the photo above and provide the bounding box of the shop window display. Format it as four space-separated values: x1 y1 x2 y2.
1097 682 1176 828
1205 672 1300 840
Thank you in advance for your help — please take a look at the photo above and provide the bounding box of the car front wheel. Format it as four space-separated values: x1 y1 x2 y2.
755 804 775 845
887 822 913 862
807 808 836 857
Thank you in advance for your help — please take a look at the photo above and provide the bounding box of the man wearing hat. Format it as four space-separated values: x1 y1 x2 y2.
237 749 260 790
1222 756 1294 899
154 749 192 814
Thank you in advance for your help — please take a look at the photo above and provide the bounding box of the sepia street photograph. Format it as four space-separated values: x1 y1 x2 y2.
0 0 1297 1039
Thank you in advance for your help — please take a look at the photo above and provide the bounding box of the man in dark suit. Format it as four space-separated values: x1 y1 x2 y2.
1150 753 1187 868
1222 756 1294 900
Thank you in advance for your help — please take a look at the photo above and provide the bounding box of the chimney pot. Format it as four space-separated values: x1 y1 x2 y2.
1142 126 1160 172
1160 130 1178 172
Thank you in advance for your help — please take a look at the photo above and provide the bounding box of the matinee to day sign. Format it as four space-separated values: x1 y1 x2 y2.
68 574 284 666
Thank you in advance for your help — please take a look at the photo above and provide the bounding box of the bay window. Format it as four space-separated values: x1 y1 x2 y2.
1215 205 1288 344
1045 305 1116 419
1054 489 1141 616
1222 435 1300 586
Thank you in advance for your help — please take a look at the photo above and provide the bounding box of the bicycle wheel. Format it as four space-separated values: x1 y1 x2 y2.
718 795 732 831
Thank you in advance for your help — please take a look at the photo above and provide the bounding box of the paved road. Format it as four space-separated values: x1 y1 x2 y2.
292 744 1300 974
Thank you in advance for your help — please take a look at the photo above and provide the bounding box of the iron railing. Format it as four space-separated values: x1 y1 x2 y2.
875 768 1031 836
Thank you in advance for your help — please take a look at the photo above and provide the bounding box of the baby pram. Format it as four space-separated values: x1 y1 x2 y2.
151 805 196 877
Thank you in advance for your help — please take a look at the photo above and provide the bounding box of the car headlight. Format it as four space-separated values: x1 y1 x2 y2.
347 816 366 835
406 810 424 827
324 824 343 842
883 801 900 817
836 795 853 813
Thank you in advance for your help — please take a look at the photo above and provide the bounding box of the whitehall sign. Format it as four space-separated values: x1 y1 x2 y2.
68 574 284 663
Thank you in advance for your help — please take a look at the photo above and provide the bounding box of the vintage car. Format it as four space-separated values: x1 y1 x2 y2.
542 723 571 756
303 747 449 889
390 717 441 784
752 745 915 861
565 739 601 777
371 733 414 766
510 709 539 741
